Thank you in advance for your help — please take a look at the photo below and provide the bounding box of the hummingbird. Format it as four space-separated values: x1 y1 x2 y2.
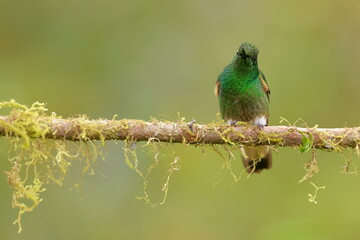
215 42 272 173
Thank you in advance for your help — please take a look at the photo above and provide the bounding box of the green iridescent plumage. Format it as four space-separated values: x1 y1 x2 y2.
216 42 272 173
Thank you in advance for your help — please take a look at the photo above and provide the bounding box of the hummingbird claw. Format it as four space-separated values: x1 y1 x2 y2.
230 121 238 126
227 120 238 126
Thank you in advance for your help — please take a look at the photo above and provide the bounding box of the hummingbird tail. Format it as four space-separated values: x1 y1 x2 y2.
241 146 272 174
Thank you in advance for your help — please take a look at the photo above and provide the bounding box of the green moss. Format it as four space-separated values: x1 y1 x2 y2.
307 182 325 204
0 100 102 233
0 103 185 232
124 139 181 207
0 102 358 232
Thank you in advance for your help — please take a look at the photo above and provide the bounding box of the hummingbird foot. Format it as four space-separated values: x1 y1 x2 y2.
227 119 238 126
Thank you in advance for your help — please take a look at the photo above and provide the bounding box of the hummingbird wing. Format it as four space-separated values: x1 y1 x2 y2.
259 71 270 102
214 77 220 97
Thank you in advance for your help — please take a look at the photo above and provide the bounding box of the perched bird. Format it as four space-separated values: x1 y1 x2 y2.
215 42 272 173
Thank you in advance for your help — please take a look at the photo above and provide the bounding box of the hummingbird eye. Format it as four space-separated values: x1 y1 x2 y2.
236 51 239 55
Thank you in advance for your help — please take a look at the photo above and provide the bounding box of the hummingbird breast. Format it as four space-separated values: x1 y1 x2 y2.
218 71 269 123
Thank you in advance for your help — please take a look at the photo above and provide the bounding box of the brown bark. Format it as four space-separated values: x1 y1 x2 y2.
0 116 359 149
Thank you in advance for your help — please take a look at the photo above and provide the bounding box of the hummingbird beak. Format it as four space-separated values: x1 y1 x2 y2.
239 48 247 58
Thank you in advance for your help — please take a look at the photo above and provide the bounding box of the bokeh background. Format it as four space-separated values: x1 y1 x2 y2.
1 0 360 239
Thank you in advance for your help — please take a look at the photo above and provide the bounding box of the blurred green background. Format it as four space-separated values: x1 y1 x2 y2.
1 0 360 239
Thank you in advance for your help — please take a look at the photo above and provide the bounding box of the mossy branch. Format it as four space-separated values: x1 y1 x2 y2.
0 100 358 233
0 115 359 149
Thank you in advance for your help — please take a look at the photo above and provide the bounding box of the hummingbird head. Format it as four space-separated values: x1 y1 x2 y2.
233 42 259 72
237 42 259 61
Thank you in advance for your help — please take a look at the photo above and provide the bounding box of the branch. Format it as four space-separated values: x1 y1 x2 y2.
0 100 358 233
0 115 359 149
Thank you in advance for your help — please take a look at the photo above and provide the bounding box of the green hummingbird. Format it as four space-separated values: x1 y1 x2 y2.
215 42 272 173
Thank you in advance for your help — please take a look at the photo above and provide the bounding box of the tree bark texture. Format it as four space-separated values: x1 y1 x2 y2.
0 116 359 150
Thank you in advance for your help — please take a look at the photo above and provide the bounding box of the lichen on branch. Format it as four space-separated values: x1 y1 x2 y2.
0 100 104 233
0 100 359 233
0 103 359 149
